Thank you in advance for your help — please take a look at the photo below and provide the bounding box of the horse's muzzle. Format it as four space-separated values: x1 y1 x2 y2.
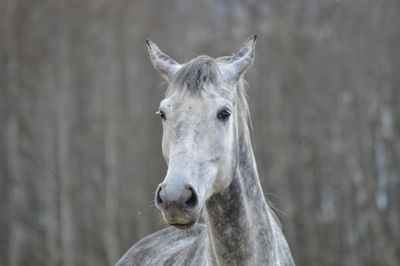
155 182 202 229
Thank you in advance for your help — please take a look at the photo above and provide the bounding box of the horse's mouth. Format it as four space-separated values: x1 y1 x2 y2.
169 220 196 229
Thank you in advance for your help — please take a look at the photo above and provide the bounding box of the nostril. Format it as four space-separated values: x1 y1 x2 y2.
185 186 198 208
156 187 164 206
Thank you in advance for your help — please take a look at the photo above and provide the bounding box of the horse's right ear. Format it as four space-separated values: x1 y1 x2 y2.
146 39 181 81
220 35 257 83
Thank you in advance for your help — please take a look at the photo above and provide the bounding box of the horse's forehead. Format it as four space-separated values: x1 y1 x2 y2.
163 86 233 110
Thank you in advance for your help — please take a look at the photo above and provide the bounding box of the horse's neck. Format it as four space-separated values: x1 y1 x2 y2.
204 114 280 265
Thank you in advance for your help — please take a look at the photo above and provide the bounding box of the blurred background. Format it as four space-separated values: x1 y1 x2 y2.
1 0 400 265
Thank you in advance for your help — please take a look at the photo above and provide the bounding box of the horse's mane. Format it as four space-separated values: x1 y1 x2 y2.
172 56 218 92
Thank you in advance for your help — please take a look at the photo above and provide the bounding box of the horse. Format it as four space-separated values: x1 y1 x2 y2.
116 35 295 266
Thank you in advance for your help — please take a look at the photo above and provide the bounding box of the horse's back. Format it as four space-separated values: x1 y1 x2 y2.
116 224 208 266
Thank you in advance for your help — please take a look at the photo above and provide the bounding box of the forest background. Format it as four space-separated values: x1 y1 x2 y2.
1 0 400 265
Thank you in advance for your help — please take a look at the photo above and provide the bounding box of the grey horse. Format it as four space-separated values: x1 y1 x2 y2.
116 36 295 266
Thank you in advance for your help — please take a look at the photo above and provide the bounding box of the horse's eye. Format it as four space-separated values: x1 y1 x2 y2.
217 110 231 121
156 110 166 120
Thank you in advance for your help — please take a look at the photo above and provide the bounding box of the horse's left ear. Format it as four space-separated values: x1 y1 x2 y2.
221 35 257 83
146 39 182 81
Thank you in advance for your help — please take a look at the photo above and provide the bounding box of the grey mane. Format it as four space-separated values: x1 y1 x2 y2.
171 56 219 92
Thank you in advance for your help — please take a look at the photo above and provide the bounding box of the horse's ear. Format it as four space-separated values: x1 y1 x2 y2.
146 39 181 81
220 35 257 83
